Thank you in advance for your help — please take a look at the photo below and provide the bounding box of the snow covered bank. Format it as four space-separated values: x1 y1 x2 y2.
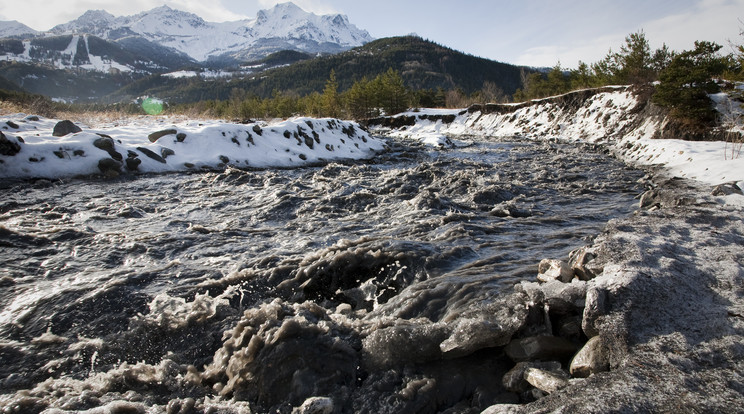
368 86 744 188
0 115 385 179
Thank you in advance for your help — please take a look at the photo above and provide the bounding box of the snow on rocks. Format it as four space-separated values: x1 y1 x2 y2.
0 115 385 179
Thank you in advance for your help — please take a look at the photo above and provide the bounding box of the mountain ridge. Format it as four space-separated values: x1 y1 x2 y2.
41 2 373 62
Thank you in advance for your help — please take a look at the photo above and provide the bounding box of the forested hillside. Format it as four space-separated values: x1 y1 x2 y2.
112 36 531 104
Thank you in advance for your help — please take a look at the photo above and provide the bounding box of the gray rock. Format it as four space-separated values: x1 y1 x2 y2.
125 157 142 171
504 335 579 363
161 147 175 159
481 404 523 414
524 367 570 394
93 136 122 161
569 247 597 281
711 182 743 196
537 259 573 283
148 129 177 142
503 361 562 393
0 131 21 156
569 336 609 378
136 147 166 163
581 287 608 338
52 120 82 137
97 158 122 175
291 397 333 414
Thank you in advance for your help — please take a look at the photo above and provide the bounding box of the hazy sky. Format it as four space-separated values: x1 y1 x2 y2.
1 0 742 67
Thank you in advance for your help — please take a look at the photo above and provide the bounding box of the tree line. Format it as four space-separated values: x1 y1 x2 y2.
513 30 744 128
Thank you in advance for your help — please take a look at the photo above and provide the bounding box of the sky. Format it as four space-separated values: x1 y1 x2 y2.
1 0 742 67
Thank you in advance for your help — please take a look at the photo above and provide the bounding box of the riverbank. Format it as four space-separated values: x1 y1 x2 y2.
0 114 385 179
368 87 744 412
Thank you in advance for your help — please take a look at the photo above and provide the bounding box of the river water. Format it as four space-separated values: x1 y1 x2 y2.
0 137 643 413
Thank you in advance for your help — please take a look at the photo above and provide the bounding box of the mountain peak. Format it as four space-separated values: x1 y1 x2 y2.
0 20 38 37
29 2 374 63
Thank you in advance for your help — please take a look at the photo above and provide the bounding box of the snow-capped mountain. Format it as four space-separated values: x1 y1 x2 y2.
0 20 38 38
47 2 374 62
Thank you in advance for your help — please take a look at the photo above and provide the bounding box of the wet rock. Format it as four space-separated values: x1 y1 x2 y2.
519 280 587 315
137 147 166 164
252 125 263 136
148 129 177 142
219 155 229 164
73 149 85 156
6 121 19 129
537 259 573 283
569 336 609 378
711 182 743 196
25 115 39 121
97 158 122 175
503 361 562 393
176 133 187 142
524 367 569 394
292 397 333 414
52 120 82 137
53 150 67 159
0 131 21 155
504 335 579 363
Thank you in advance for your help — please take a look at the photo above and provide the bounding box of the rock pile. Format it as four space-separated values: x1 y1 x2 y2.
495 246 612 403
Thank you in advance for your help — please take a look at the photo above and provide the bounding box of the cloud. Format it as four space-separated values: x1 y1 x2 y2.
511 0 744 67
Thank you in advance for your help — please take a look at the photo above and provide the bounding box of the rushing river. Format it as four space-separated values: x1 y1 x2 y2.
0 136 643 413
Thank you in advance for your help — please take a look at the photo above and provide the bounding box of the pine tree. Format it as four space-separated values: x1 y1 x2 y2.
321 69 340 118
652 41 728 128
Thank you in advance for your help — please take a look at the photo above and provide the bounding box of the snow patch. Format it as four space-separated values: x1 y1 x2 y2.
0 115 385 179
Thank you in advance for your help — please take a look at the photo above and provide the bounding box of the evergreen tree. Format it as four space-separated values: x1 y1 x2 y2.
652 41 728 128
321 69 340 117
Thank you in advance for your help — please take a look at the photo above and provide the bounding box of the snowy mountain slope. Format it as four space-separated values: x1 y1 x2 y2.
47 2 373 62
0 20 38 38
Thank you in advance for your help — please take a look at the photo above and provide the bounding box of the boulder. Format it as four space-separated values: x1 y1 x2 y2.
481 404 523 414
291 397 333 414
504 335 579 363
524 367 569 394
5 121 19 129
569 247 597 281
93 136 122 161
98 158 122 175
176 133 187 142
502 361 562 393
52 120 82 137
147 128 177 142
125 157 142 171
0 131 21 156
136 147 166 163
161 147 175 159
711 182 743 196
581 286 608 338
569 336 609 378
537 259 574 283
